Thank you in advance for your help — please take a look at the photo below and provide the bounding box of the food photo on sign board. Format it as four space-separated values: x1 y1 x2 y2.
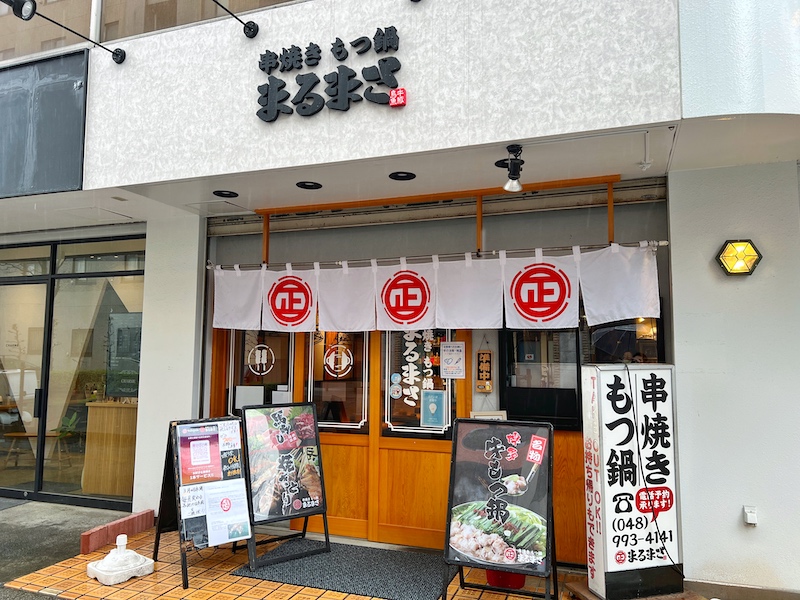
445 420 553 576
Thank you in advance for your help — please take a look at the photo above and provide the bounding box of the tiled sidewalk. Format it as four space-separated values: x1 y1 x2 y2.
5 528 585 600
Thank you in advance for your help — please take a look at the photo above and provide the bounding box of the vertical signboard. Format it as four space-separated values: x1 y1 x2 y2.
581 365 683 600
444 419 557 599
242 403 326 523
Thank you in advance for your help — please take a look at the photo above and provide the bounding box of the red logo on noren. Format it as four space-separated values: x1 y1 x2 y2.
268 276 313 326
381 270 430 325
510 263 571 322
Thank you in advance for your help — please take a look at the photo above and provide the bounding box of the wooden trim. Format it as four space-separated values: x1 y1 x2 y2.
366 330 382 541
293 514 369 539
475 195 483 253
255 175 622 216
293 333 306 402
375 523 445 550
377 437 452 453
607 182 615 243
454 330 472 419
319 432 369 447
208 328 229 418
262 214 270 264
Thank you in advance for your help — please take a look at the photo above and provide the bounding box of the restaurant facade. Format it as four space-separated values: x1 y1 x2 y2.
1 0 799 598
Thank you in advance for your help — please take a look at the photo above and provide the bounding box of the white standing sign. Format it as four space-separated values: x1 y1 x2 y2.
581 365 683 599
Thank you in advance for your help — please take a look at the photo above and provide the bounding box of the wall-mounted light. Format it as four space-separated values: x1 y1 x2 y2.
208 0 258 38
1 0 35 20
716 239 762 276
1 0 127 63
494 144 525 193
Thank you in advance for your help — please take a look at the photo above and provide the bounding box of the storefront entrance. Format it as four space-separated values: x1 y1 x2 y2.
0 239 145 509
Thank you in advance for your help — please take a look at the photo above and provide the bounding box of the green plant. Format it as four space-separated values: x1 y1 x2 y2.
52 411 79 439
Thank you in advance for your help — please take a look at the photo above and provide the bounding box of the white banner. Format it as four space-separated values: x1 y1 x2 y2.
376 261 437 331
261 265 317 332
317 263 376 332
436 255 503 329
212 266 263 330
503 253 579 329
579 244 660 326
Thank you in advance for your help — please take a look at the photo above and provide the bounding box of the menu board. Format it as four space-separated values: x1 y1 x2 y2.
242 403 326 524
173 419 252 549
444 419 554 577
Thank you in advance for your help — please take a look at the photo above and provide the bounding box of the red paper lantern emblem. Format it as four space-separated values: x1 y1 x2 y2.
268 275 313 326
381 270 430 325
510 263 571 322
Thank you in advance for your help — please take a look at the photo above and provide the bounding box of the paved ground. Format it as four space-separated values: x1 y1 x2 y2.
0 499 127 600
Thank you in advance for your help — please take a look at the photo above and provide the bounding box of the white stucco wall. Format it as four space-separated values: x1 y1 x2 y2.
667 162 800 590
133 208 205 513
83 0 680 189
680 0 800 118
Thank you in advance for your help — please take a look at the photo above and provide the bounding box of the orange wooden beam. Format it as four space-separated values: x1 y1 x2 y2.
262 213 270 264
475 195 483 254
255 174 621 217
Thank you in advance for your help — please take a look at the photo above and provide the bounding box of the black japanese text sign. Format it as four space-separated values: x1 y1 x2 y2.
444 419 554 577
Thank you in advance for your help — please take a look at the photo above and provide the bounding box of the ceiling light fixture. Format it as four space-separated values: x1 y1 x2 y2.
495 144 525 193
2 0 127 63
296 181 322 190
213 190 239 198
716 239 762 276
207 0 258 38
389 171 416 181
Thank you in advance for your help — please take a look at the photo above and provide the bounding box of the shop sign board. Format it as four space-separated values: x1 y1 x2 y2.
476 350 493 393
581 365 683 599
256 25 405 123
241 403 326 524
444 419 557 589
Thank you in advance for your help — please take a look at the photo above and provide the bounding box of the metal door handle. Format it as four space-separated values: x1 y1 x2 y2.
33 388 42 418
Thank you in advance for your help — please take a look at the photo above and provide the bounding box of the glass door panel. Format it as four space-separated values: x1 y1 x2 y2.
43 275 143 498
0 283 47 491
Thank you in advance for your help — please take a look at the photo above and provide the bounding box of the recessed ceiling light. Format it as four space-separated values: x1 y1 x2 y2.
389 171 416 181
213 190 239 198
296 181 322 190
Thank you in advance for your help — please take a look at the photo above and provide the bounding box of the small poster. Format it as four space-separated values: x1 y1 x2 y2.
440 342 465 379
420 389 446 428
242 403 326 524
444 419 553 577
171 418 251 551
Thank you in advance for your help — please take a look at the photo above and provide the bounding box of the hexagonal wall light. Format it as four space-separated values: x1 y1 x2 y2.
716 239 762 276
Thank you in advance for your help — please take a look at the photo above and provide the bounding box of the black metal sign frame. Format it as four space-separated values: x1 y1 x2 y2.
240 402 330 569
442 418 558 599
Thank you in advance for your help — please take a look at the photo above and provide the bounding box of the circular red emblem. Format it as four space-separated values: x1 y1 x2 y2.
381 270 430 325
510 263 571 322
504 547 517 562
615 551 626 565
293 499 302 510
268 276 313 326
220 497 232 512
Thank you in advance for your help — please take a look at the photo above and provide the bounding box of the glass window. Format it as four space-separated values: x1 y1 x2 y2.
101 0 295 43
306 331 367 431
586 317 662 364
0 245 50 277
0 0 90 62
56 239 145 274
230 331 292 410
384 329 453 437
499 329 581 431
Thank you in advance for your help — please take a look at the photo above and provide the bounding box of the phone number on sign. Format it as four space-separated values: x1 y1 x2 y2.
612 530 673 547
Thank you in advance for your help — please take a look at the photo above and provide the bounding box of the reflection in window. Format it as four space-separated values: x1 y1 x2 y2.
0 246 50 277
588 318 660 364
231 331 291 410
384 329 452 436
307 332 367 431
57 239 145 274
499 329 581 431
